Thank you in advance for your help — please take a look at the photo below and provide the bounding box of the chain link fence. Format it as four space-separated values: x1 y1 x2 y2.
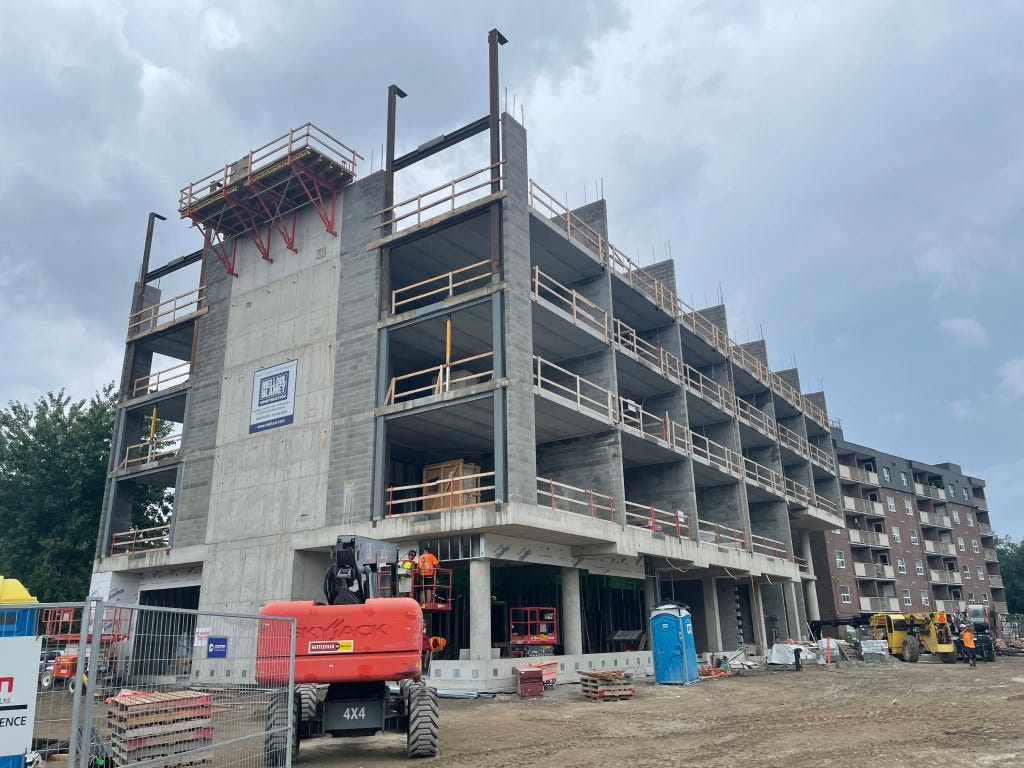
0 600 294 768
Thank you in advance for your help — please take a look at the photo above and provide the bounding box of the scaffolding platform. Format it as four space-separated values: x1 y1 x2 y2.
178 123 361 275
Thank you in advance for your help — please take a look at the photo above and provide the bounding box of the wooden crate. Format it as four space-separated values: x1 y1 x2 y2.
578 670 636 702
422 459 480 510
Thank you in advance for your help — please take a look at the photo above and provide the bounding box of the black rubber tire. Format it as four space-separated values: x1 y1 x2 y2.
39 671 53 691
406 682 440 759
265 691 300 766
985 645 996 663
939 652 957 664
296 684 319 722
67 677 77 694
902 636 921 663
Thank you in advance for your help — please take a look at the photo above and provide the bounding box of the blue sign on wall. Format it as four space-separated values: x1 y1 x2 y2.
207 637 228 659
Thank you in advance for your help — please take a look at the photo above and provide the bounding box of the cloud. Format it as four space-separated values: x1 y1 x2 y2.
949 399 975 421
997 357 1024 401
939 317 989 348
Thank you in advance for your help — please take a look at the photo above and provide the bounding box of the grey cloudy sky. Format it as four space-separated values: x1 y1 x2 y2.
2 1 1021 535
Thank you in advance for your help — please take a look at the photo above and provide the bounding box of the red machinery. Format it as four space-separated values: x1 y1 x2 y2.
256 536 439 763
509 607 559 657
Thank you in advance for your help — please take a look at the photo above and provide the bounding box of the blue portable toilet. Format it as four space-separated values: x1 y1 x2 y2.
650 604 699 684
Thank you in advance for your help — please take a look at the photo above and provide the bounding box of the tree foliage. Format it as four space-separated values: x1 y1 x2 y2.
996 535 1024 614
0 385 168 601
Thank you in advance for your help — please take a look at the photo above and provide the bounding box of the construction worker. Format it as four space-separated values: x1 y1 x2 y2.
417 546 439 605
960 625 977 668
397 549 416 596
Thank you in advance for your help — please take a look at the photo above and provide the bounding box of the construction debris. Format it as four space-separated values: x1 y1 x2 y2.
995 638 1024 656
579 670 636 702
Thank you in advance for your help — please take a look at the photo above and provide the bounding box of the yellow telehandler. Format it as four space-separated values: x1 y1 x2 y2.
868 612 958 664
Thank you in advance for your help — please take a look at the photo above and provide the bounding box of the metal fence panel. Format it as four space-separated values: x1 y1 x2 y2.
0 601 295 768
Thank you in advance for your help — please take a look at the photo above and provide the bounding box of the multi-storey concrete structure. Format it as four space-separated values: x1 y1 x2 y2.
90 38 846 667
812 425 1006 622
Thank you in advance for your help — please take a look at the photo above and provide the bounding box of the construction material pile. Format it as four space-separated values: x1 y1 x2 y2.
108 690 214 768
995 638 1024 656
579 670 635 702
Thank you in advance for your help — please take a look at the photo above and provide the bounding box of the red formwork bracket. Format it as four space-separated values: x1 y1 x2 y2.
248 179 300 254
200 227 238 277
288 157 339 236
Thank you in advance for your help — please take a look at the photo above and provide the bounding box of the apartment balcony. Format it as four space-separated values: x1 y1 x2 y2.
984 548 999 562
807 441 835 473
697 520 747 551
731 343 772 388
778 423 810 461
735 398 777 441
126 286 206 341
978 522 994 536
854 562 895 580
537 477 615 522
914 482 946 501
860 596 899 612
843 496 885 517
130 361 192 399
391 259 494 314
532 266 610 341
923 540 957 556
613 319 683 384
994 601 1008 614
804 399 829 431
849 529 889 548
919 510 953 529
109 524 171 555
976 497 988 512
935 599 965 613
683 363 735 416
533 356 615 425
771 372 803 412
624 501 690 539
838 464 879 486
988 575 1004 589
929 569 963 586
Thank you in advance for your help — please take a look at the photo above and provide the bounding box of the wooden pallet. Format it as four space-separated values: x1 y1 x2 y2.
108 691 215 768
579 670 636 702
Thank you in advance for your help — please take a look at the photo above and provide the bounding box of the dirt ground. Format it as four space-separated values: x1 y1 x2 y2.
298 656 1024 768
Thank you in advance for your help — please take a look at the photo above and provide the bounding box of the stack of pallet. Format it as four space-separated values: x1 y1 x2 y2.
579 670 635 702
108 690 214 768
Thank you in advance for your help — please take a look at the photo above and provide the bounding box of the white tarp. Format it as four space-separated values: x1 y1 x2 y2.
767 643 816 665
816 637 841 664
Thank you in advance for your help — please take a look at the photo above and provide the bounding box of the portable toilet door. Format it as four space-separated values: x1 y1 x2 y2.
651 605 686 684
679 610 699 683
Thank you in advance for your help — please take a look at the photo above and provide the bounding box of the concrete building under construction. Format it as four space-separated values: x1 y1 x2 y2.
91 34 853 674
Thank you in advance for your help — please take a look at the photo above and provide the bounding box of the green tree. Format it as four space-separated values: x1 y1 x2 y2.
995 535 1024 614
0 385 168 601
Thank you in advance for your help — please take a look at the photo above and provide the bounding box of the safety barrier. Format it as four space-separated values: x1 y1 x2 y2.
391 259 494 313
624 501 689 538
110 524 171 555
120 434 182 469
536 477 615 522
131 361 191 398
532 266 609 339
385 352 494 405
127 287 205 337
533 356 616 422
385 471 496 516
698 520 747 550
376 162 504 231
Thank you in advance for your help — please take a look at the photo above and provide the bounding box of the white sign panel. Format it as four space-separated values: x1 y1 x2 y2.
0 635 42 757
249 359 298 434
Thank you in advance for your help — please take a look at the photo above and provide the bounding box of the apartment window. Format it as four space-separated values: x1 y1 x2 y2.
891 527 901 543
886 496 896 512
967 513 974 527
882 467 891 482
921 591 930 606
839 585 852 604
962 488 970 501
952 509 961 524
948 484 956 498
962 565 971 580
910 529 919 545
835 550 846 569
897 557 906 574
915 559 924 576
952 588 962 600
978 566 985 580
883 584 896 598
957 536 965 551
904 499 914 516
864 461 876 473
972 540 980 554
968 592 975 602
902 589 912 606
982 593 990 605
900 471 908 486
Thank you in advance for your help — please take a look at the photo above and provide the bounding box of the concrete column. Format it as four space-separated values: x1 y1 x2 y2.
800 529 821 622
703 577 724 652
750 581 768 654
561 567 583 655
469 558 492 660
643 576 658 615
783 581 802 640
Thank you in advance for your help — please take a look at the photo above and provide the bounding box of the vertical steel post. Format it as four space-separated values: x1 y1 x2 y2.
286 617 296 767
77 599 105 768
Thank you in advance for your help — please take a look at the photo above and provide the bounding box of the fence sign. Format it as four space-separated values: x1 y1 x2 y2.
207 637 228 658
249 359 298 434
0 635 42 760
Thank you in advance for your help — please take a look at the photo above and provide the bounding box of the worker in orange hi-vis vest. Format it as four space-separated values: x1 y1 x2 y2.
960 626 977 669
417 546 439 605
